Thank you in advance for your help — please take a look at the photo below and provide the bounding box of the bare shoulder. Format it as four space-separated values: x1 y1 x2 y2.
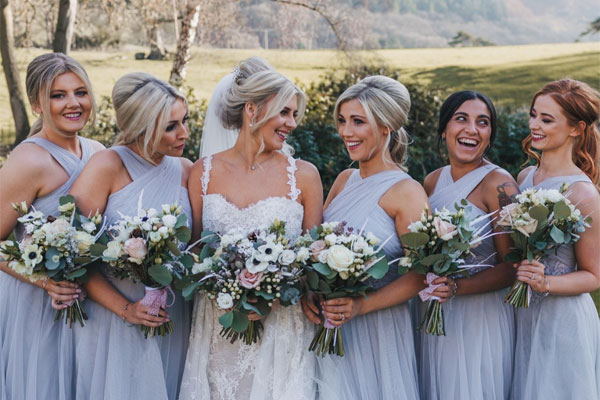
83 148 124 175
423 167 443 196
385 177 428 201
3 142 53 173
180 157 193 172
295 159 321 182
482 167 517 188
87 138 106 152
517 166 536 186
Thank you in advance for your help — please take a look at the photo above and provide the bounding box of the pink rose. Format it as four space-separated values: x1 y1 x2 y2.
238 269 264 289
309 240 327 262
433 217 457 241
123 237 148 262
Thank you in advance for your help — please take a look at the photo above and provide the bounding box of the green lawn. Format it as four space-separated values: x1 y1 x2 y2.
1 42 599 136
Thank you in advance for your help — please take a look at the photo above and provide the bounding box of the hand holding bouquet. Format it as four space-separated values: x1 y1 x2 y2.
299 221 389 357
178 219 304 345
0 195 103 328
497 184 591 308
92 202 191 337
399 201 496 336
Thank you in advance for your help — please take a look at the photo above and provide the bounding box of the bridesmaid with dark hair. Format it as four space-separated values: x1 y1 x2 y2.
511 79 600 399
419 91 517 399
0 53 103 400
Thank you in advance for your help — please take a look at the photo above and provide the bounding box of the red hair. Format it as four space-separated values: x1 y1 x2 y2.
523 79 600 188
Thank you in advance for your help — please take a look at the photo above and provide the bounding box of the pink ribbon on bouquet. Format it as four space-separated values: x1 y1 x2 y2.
418 273 442 302
141 286 175 316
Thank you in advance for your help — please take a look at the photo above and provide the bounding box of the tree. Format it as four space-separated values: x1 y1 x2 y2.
1 0 30 146
449 30 494 47
580 17 600 37
169 0 200 85
53 0 77 53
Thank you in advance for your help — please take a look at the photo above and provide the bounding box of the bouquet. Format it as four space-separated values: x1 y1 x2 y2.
399 201 496 336
0 195 103 328
299 221 389 357
92 202 191 338
178 220 304 345
497 184 591 308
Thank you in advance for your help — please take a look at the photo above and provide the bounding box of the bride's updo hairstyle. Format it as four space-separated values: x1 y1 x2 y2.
112 72 187 163
26 52 96 136
334 75 411 170
220 56 307 155
523 79 599 187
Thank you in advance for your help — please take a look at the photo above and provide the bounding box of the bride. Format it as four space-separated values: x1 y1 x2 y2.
179 57 323 400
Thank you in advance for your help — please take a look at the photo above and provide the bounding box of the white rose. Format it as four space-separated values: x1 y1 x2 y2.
326 245 355 273
295 247 310 263
514 214 538 237
278 249 296 265
145 208 158 218
141 222 152 232
192 258 213 274
73 231 95 253
216 292 234 309
57 202 75 213
408 220 425 232
162 214 177 229
103 241 122 259
81 221 97 233
352 236 369 253
366 232 380 246
149 231 162 243
324 233 338 246
158 226 169 238
544 189 563 203
497 203 522 227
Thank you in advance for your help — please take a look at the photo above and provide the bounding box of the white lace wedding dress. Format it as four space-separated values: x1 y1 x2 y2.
179 155 317 400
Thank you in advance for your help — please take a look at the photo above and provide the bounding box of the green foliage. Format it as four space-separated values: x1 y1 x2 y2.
487 110 531 177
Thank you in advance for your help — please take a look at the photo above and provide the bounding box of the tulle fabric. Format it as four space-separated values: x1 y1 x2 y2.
0 137 95 400
317 304 419 400
73 146 192 400
316 169 420 400
418 164 515 400
418 290 514 399
510 170 600 399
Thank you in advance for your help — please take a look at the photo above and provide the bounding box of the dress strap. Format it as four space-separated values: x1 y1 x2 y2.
21 137 81 176
286 156 301 201
201 156 213 195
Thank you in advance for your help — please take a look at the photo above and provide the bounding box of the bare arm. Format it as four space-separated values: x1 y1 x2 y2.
321 179 429 324
296 160 324 232
517 181 600 295
187 159 206 243
69 150 169 326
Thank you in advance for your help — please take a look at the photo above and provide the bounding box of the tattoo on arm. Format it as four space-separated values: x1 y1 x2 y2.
497 182 520 207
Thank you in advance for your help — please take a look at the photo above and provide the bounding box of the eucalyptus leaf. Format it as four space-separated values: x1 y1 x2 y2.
306 270 319 290
366 257 389 279
89 243 107 257
175 214 188 229
148 265 173 286
218 311 234 328
553 200 571 220
65 268 87 280
399 232 430 248
313 262 332 276
181 282 200 300
166 240 181 256
175 227 191 243
231 312 250 333
549 225 565 244
59 195 75 205
529 205 549 223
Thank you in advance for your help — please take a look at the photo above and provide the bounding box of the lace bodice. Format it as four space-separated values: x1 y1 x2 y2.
201 155 303 238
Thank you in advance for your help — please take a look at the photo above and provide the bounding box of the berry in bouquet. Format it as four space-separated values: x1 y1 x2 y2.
92 202 191 338
0 195 104 328
497 184 591 308
399 201 496 336
177 219 304 345
298 221 389 357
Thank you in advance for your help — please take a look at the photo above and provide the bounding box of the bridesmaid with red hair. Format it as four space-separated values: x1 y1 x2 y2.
511 79 600 399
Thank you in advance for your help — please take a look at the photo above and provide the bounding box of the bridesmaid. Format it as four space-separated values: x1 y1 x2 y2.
69 72 192 400
420 91 517 399
511 79 600 399
0 53 102 400
303 75 426 400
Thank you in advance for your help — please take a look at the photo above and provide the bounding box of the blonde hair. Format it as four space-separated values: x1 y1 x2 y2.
25 53 97 136
334 75 411 170
220 56 307 156
112 72 187 163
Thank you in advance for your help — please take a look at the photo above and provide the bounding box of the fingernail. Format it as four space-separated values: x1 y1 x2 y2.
76 289 82 293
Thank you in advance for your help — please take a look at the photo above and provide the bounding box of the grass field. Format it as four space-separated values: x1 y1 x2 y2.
1 43 599 312
1 42 599 137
